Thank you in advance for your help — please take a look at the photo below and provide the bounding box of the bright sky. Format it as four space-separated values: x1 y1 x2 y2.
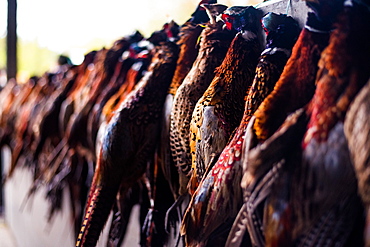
0 0 261 64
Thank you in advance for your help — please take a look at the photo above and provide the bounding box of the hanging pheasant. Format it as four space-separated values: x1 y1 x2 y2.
344 78 370 246
221 12 301 247
143 2 213 245
233 3 344 243
159 0 216 201
170 3 235 197
187 6 264 196
76 41 179 247
241 0 370 246
181 6 266 247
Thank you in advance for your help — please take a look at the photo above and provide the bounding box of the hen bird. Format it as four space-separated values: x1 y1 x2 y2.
180 6 266 247
76 41 179 247
241 0 370 246
143 2 215 245
188 5 264 196
344 78 370 245
169 3 234 197
159 0 215 201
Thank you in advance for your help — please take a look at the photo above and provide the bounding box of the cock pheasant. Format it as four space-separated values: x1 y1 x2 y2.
180 6 267 247
86 40 141 153
241 0 370 246
187 5 264 196
234 4 343 240
219 12 301 247
251 0 343 142
96 49 152 156
182 10 300 247
76 41 179 247
96 50 152 247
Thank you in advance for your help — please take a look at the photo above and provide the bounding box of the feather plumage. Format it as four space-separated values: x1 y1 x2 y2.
170 3 235 195
76 42 179 247
181 6 267 247
243 1 370 246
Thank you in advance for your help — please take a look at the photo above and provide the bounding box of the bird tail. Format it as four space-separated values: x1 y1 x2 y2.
76 159 121 247
225 204 248 247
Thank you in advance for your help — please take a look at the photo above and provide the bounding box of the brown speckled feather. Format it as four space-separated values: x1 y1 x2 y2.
159 7 211 199
167 23 204 96
170 7 235 195
345 79 370 203
344 78 370 245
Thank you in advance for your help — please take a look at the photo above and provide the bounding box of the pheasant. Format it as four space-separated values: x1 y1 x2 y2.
344 78 370 245
87 35 144 152
217 12 301 247
241 0 370 246
59 51 97 137
188 5 263 196
26 49 115 212
31 67 77 168
233 4 342 240
76 41 179 247
141 2 215 245
181 7 261 246
5 72 63 181
0 79 17 148
159 0 216 201
38 37 137 189
100 25 181 246
251 0 343 142
96 49 152 156
181 10 300 247
169 3 233 199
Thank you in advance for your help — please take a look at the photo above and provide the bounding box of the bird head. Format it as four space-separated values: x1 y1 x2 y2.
201 3 228 25
262 12 301 49
190 0 217 24
127 30 144 43
221 6 263 33
163 20 180 40
147 30 168 46
147 20 180 46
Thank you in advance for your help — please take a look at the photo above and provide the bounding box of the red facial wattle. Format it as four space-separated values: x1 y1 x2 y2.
222 14 235 30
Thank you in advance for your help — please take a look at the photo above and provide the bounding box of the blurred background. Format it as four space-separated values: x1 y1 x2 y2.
0 0 262 82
